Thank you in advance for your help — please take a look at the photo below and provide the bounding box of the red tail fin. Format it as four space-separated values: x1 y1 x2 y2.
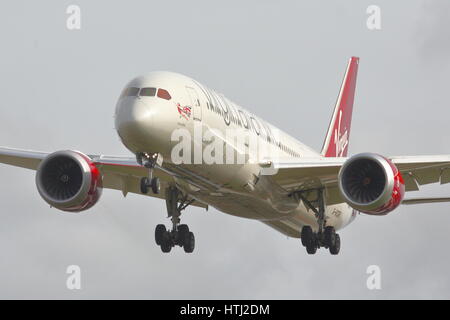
321 57 359 157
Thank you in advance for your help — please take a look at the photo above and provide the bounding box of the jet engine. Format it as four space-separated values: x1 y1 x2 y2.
35 150 102 212
338 153 405 215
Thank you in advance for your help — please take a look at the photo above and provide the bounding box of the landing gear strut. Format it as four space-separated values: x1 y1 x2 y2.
155 186 196 253
297 189 341 255
137 152 162 194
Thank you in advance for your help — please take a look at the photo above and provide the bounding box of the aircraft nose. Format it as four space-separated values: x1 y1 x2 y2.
115 98 153 150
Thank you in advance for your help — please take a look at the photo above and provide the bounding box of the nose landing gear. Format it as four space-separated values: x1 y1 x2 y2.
140 177 160 194
137 152 162 194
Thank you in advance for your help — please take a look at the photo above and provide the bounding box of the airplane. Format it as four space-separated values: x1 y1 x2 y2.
1 56 450 255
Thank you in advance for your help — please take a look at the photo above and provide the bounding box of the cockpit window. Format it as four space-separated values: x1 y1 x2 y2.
121 87 140 97
140 87 157 96
157 88 171 100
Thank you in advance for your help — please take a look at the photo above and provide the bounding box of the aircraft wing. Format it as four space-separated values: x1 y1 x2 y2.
0 147 207 209
263 155 450 206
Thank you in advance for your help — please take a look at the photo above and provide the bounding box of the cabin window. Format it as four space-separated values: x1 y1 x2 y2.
157 88 172 100
140 87 157 96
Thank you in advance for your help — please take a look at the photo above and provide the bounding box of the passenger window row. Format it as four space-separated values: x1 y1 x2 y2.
121 87 171 100
206 97 300 157
279 142 300 157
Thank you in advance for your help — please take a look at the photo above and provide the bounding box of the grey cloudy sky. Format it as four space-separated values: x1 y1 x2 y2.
1 0 450 299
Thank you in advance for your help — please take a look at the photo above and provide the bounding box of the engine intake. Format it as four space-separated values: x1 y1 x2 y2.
36 150 102 212
338 153 405 215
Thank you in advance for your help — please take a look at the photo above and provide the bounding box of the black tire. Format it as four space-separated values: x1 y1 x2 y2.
155 224 166 246
151 177 160 194
324 226 336 248
330 234 341 255
161 242 172 253
140 177 150 194
306 242 317 255
177 224 190 246
160 233 172 253
183 232 195 253
301 226 313 247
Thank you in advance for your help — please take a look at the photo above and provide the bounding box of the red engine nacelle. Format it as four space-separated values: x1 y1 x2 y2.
338 153 405 215
35 150 102 212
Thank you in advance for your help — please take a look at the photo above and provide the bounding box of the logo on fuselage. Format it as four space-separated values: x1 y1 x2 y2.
177 103 192 120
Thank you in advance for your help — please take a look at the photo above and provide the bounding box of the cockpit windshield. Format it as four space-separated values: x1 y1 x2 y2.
120 87 171 100
122 87 140 97
140 87 157 96
157 89 171 100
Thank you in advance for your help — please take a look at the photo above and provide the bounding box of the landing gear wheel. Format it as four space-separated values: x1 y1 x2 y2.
177 224 189 246
306 238 317 255
160 241 172 253
301 226 314 247
329 234 341 255
140 177 160 194
140 177 150 194
324 226 336 248
160 232 172 253
151 177 160 194
155 224 166 246
183 231 195 253
154 186 197 253
302 226 317 255
296 189 343 255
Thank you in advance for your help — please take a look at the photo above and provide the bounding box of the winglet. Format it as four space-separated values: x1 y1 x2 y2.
321 57 359 157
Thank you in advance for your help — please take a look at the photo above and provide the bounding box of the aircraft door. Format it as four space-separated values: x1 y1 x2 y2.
186 86 202 121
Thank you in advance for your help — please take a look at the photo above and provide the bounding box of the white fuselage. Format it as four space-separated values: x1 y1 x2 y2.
114 72 356 238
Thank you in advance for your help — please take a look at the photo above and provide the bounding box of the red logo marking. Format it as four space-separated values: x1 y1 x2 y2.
177 103 192 120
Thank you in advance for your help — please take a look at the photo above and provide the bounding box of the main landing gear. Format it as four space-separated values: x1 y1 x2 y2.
156 186 196 253
136 152 195 253
297 189 341 255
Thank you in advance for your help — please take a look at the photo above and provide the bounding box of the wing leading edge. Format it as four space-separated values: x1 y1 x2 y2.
0 146 207 209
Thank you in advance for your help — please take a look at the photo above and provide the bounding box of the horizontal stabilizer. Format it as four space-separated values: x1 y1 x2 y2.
402 197 450 205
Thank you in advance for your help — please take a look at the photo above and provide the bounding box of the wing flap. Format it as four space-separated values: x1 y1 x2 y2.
402 173 420 191
411 168 441 186
440 168 450 184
